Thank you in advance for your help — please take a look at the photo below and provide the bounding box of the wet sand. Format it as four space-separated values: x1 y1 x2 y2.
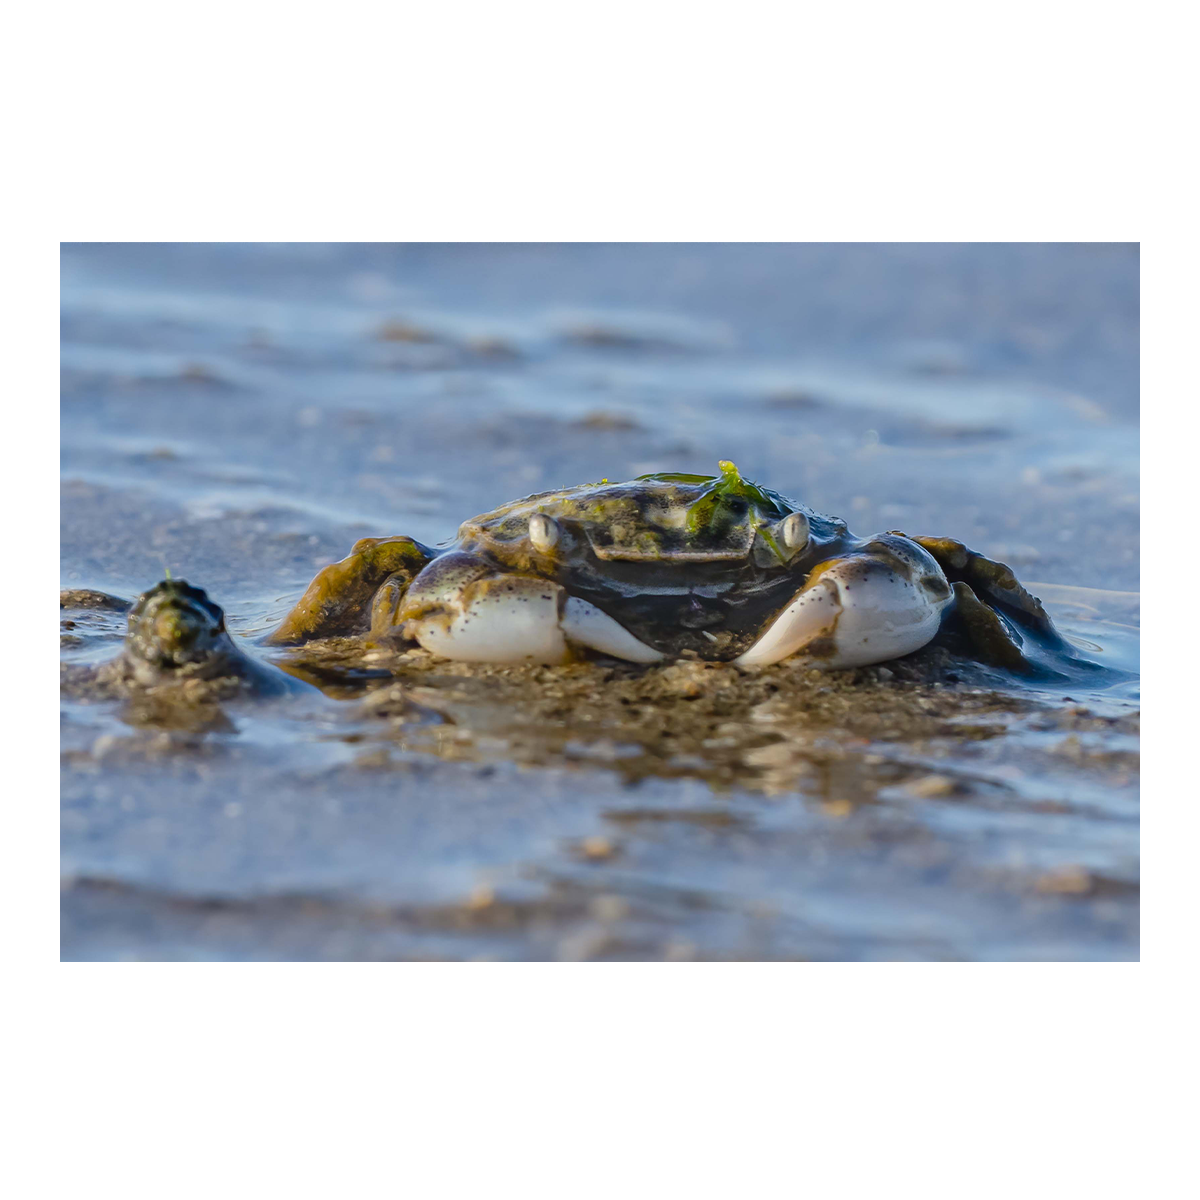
60 243 1139 960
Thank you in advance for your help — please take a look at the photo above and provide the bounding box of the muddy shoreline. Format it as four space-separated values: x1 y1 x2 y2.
61 243 1139 960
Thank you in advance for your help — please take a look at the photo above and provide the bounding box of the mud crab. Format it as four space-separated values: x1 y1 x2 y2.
61 578 286 697
267 462 1079 675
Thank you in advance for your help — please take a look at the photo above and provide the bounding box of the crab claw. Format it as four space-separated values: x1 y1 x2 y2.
399 552 663 664
735 536 953 668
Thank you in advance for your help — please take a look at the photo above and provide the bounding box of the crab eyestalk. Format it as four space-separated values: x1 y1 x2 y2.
529 513 561 555
761 510 810 563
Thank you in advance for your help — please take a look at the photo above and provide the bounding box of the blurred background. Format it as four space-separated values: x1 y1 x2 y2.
61 243 1138 601
60 243 1139 961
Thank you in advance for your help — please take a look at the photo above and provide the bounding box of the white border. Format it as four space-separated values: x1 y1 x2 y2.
9 2 1184 1196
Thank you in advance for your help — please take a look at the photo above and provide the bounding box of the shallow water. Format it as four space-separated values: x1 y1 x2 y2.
60 243 1139 960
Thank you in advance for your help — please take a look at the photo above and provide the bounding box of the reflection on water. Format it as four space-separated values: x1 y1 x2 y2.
60 243 1139 961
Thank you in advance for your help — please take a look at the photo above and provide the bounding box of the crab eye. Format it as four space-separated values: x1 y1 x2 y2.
529 513 560 554
779 511 810 555
781 511 809 550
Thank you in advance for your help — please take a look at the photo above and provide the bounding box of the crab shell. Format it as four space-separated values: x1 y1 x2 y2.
397 469 955 668
126 580 232 670
122 579 272 688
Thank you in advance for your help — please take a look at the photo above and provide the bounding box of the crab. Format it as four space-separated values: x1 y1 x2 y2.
61 578 287 697
267 461 1080 675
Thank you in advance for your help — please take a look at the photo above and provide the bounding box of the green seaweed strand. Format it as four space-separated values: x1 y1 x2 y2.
638 461 791 559
685 460 774 536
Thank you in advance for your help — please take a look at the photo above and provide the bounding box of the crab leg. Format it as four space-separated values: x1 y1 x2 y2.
735 537 953 668
399 553 663 665
907 535 1067 644
267 536 434 645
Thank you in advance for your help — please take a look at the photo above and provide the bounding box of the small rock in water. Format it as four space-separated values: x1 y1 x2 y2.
1034 866 1092 895
588 894 630 922
742 741 797 769
557 926 617 962
821 799 855 818
577 836 619 862
904 774 960 799
663 940 698 961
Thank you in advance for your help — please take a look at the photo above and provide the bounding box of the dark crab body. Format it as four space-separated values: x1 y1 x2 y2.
269 462 1072 674
63 579 286 696
446 470 855 660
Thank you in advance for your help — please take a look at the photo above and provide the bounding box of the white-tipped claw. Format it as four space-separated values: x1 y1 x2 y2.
735 552 952 668
529 513 560 554
406 572 663 665
410 576 570 664
562 597 664 663
735 578 842 666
